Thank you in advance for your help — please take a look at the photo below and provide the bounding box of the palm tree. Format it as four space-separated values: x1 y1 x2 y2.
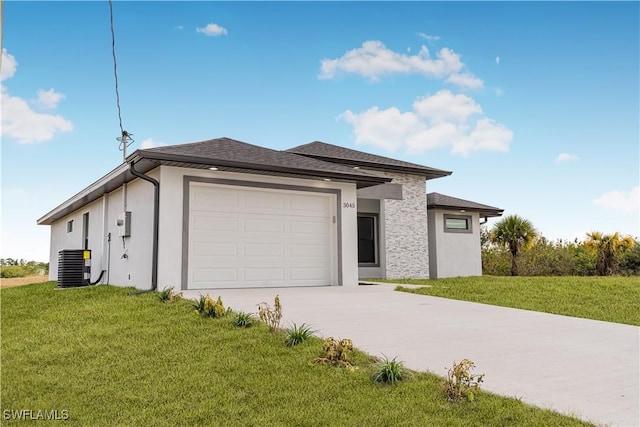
490 215 538 276
584 232 635 276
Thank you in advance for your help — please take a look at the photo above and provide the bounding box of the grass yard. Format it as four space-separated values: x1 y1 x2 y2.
390 276 640 326
1 283 593 426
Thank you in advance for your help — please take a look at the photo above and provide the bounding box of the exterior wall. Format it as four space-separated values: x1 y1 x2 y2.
374 171 429 279
157 166 359 289
427 209 438 278
48 197 106 282
104 172 156 288
357 198 385 279
47 171 156 289
429 209 482 278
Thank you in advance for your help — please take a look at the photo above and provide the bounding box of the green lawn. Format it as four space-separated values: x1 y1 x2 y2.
389 276 640 326
1 283 593 426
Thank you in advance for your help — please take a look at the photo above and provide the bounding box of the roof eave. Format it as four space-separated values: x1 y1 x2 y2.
37 162 133 225
288 153 452 179
428 204 504 218
136 151 391 186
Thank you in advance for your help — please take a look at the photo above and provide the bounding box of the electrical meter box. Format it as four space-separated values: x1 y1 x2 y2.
117 212 131 237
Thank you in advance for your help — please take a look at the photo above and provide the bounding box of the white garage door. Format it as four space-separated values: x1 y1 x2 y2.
188 182 335 289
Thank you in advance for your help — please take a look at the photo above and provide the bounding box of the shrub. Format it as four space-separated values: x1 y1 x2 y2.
371 355 411 384
284 323 315 347
0 265 28 278
233 311 254 328
193 294 227 318
311 337 355 369
257 295 282 332
157 286 183 303
444 359 484 402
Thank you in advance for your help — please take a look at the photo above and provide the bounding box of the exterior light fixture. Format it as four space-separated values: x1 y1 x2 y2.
209 167 218 171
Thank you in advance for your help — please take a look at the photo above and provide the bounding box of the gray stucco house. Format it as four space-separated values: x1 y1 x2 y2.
38 137 502 290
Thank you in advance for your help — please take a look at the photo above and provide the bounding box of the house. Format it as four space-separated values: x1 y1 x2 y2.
37 137 502 290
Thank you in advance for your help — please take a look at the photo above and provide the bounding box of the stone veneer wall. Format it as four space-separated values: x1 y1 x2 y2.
381 172 430 279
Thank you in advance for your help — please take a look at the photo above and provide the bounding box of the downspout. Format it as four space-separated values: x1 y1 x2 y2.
128 160 159 292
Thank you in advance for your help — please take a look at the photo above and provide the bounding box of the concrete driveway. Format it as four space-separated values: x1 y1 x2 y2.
182 284 640 427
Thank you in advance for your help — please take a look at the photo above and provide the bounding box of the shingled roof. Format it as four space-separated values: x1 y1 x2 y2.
287 141 451 180
135 137 390 188
427 192 503 218
37 137 391 225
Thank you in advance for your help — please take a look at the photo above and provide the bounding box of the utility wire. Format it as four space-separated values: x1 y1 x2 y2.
108 0 133 155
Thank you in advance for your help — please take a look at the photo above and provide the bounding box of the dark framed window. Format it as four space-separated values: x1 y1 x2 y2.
82 212 90 250
66 220 73 233
357 214 379 265
444 214 472 234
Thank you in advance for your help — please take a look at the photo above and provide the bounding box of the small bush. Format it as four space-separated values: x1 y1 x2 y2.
257 295 282 332
157 286 183 303
444 359 484 402
311 337 355 369
193 294 227 318
284 323 315 347
0 265 28 278
371 355 411 384
233 311 254 328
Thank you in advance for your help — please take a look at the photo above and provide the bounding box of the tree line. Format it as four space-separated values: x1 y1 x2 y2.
0 259 49 278
482 215 639 276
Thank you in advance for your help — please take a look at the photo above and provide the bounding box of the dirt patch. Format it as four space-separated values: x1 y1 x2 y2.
0 275 51 288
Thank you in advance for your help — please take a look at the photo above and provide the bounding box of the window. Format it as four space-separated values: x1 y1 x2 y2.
82 213 90 250
444 214 472 233
66 220 74 233
357 214 378 265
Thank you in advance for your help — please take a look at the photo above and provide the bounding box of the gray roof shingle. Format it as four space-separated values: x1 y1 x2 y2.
427 192 503 217
287 141 452 179
136 137 390 187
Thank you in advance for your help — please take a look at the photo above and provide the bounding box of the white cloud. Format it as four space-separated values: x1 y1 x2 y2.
341 89 512 157
412 90 482 123
319 40 483 89
417 33 440 42
196 23 228 36
1 50 72 144
555 152 579 163
1 49 17 81
175 25 184 30
1 87 73 144
493 87 504 96
36 88 65 109
593 187 639 214
445 72 484 89
139 138 166 149
496 56 500 65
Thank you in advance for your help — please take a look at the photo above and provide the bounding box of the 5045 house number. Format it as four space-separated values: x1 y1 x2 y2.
342 202 355 208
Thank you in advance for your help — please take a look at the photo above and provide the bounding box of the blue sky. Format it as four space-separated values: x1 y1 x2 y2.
1 1 638 262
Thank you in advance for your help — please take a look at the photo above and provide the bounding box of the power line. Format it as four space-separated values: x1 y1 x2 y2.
108 0 133 157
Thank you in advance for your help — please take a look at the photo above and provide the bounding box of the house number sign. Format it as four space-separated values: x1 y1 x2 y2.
342 202 355 208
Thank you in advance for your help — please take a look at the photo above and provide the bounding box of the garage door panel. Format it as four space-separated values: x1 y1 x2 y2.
244 192 286 211
289 195 330 216
192 242 238 256
290 220 329 235
244 243 285 257
193 214 238 232
290 243 327 258
290 268 327 281
243 218 285 233
188 183 334 289
192 186 240 211
244 268 285 281
193 268 238 282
